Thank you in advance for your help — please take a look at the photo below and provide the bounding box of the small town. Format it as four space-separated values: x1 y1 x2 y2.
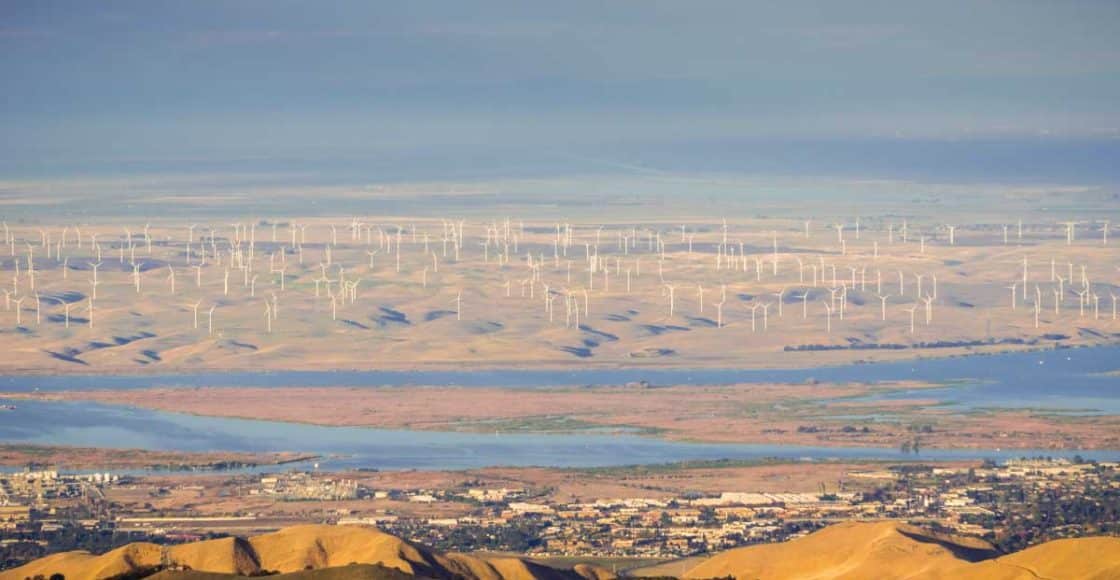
2 457 1118 571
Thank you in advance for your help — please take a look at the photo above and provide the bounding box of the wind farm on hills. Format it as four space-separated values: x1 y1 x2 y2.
5 2 1120 577
0 215 1118 371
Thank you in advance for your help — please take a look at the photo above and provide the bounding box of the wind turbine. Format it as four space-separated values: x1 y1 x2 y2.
663 284 676 319
773 287 786 317
904 305 918 334
1060 221 1079 245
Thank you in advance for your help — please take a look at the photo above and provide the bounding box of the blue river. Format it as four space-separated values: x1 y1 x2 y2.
1 345 1118 470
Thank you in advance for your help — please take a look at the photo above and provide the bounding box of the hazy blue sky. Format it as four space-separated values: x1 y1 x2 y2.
2 1 1118 183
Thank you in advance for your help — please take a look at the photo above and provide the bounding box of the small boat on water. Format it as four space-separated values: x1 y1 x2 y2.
0 404 15 411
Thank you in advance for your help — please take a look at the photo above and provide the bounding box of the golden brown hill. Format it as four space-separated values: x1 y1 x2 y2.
967 536 1120 580
0 524 616 580
148 562 416 579
683 520 1120 580
0 541 164 580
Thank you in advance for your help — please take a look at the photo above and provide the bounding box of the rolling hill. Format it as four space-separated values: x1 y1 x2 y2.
682 520 1120 579
5 521 1119 580
0 524 613 580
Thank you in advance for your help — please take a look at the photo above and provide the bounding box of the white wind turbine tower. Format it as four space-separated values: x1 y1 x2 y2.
945 225 956 245
207 306 216 335
455 291 463 321
191 300 202 329
1006 283 1018 310
748 303 760 332
773 287 786 317
696 284 704 314
663 284 676 319
1061 221 1080 245
904 305 918 334
132 262 144 293
55 297 72 328
822 301 834 334
877 294 888 321
87 296 94 329
12 297 23 326
1102 221 1110 245
1073 288 1088 317
167 266 176 295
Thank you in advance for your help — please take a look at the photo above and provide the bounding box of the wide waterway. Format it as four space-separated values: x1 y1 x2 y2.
1 397 1119 471
1 345 1118 470
2 344 1120 409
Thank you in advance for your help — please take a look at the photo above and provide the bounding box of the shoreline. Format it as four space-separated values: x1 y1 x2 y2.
0 443 321 472
0 341 1102 378
8 387 1120 454
0 341 1106 380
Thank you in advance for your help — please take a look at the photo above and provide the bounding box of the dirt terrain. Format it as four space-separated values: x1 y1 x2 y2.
0 214 1116 374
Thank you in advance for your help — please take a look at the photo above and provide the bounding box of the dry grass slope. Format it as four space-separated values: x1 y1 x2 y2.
0 524 615 580
683 520 1120 580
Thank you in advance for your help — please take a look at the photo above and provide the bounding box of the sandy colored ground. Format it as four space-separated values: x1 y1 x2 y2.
0 215 1115 374
13 382 1119 450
